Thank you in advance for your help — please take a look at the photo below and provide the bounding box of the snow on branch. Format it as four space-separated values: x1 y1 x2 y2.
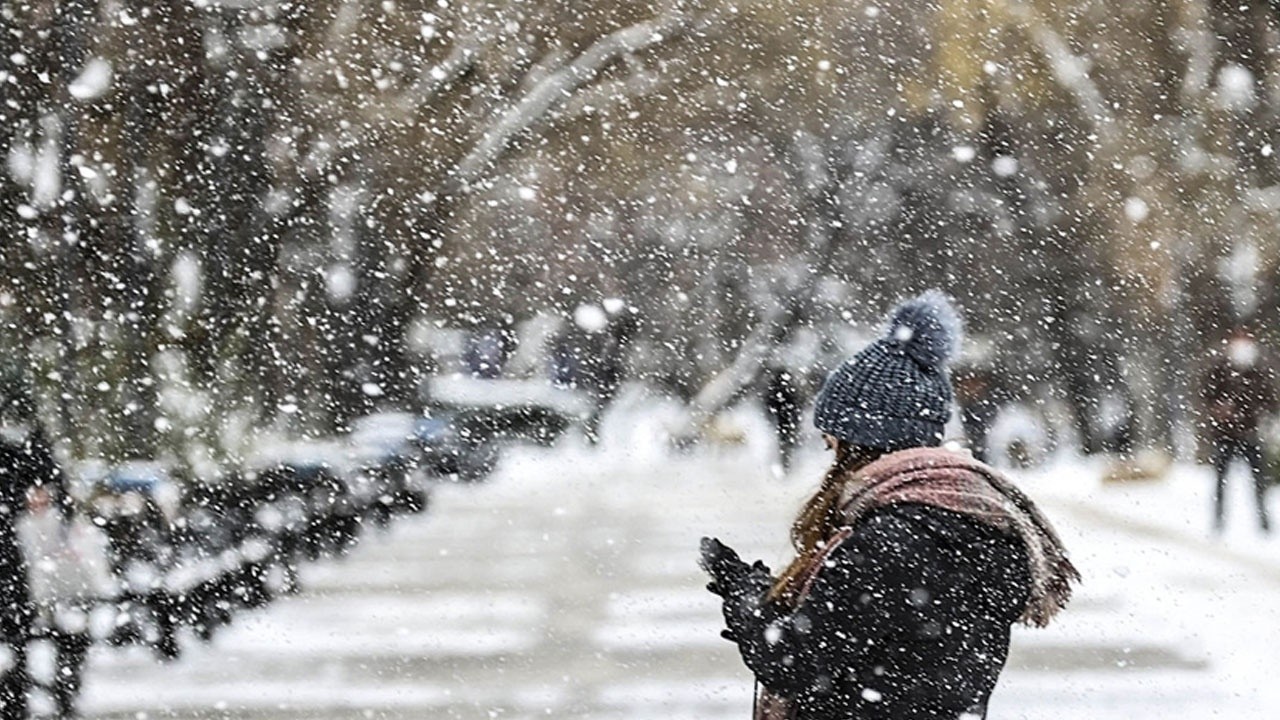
449 9 715 191
311 38 481 180
560 61 667 119
1006 1 1118 148
392 41 479 115
673 134 838 439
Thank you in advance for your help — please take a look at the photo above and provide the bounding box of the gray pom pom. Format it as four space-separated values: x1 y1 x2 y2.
884 290 963 370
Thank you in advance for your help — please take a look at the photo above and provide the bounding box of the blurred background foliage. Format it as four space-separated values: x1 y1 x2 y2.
2 0 1280 462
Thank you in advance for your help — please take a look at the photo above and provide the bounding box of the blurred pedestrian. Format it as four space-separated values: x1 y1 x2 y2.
17 487 113 718
699 292 1078 720
762 365 803 473
953 364 1001 464
0 407 60 719
593 299 638 442
91 470 179 660
1202 328 1276 534
552 302 636 444
0 441 33 719
463 327 515 379
1097 385 1137 459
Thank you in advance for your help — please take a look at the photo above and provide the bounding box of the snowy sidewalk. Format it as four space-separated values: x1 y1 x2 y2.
992 457 1280 717
76 443 1280 719
993 456 1280 712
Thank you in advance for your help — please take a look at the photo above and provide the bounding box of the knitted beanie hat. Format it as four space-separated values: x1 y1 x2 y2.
813 291 962 450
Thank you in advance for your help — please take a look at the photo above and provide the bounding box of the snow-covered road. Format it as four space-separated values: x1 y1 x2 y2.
76 436 1280 719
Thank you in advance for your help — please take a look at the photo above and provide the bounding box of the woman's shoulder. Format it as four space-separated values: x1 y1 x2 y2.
849 502 956 536
845 503 1023 559
864 501 1005 532
830 504 1029 600
831 505 937 561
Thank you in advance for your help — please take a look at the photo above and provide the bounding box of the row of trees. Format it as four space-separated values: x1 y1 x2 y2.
2 0 1280 464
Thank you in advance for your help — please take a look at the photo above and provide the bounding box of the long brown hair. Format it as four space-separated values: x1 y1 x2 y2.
768 442 886 603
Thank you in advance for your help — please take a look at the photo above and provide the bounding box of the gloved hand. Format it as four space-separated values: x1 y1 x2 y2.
699 537 774 643
699 537 773 592
699 537 748 594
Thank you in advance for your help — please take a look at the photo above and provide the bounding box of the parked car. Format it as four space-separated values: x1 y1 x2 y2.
86 462 180 659
348 412 430 520
89 462 178 575
414 411 498 483
426 375 593 446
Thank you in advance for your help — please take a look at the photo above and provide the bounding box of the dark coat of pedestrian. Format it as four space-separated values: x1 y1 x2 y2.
551 302 636 444
763 366 803 473
0 422 60 719
700 292 1078 720
953 365 1001 464
1202 331 1276 533
0 438 33 639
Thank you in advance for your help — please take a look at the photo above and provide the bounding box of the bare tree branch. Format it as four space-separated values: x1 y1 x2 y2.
391 41 479 116
304 36 482 182
1177 0 1216 110
672 132 838 439
560 61 667 119
449 9 716 191
1006 1 1119 149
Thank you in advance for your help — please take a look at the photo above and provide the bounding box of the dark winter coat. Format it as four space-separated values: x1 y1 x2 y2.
729 503 1032 720
0 437 37 640
1202 357 1276 441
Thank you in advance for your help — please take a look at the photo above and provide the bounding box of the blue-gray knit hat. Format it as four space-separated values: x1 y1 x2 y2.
814 291 962 450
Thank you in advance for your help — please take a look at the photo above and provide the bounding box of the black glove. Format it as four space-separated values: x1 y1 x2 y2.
699 537 775 643
699 537 748 595
699 537 773 592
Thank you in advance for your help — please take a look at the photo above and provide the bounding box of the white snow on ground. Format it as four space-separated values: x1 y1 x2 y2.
992 456 1280 718
72 399 1280 719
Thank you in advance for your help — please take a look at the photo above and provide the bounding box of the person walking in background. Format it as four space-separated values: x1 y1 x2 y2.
954 364 1002 464
1202 327 1276 534
699 292 1078 719
552 301 637 444
762 365 803 474
463 326 515 379
0 399 60 719
18 487 113 718
0 438 33 719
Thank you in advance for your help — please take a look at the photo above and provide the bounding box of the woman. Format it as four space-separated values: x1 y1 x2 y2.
700 291 1078 720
